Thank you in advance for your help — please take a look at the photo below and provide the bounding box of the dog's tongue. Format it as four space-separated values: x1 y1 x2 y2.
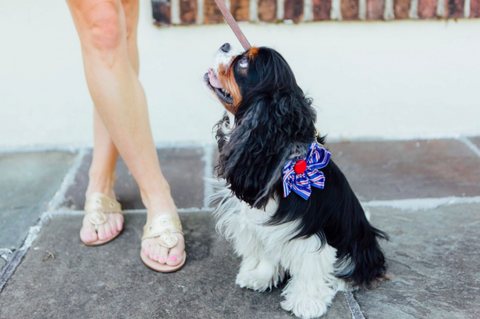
208 68 223 89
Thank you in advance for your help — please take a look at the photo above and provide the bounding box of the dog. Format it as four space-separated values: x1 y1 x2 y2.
205 43 388 319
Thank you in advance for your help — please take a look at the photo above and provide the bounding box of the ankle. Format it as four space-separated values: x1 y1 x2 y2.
141 185 177 217
86 172 116 198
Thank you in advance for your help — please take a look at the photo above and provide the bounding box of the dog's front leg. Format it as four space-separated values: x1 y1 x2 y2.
233 222 284 292
280 241 341 319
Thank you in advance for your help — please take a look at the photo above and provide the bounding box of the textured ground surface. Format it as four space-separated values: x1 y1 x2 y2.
1 137 480 318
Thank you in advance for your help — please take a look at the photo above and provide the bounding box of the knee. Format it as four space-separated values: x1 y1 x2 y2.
85 2 123 52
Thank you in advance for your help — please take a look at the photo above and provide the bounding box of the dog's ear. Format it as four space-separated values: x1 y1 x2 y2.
216 47 318 209
217 88 316 210
217 97 283 209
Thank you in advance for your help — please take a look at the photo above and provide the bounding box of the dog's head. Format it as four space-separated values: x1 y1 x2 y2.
205 44 318 209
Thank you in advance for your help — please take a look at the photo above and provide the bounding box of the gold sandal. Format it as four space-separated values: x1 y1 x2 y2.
140 212 186 272
81 192 123 246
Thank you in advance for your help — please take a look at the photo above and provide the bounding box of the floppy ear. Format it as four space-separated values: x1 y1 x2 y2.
217 89 316 210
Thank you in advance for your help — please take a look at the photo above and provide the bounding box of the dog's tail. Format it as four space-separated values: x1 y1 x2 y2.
336 224 388 289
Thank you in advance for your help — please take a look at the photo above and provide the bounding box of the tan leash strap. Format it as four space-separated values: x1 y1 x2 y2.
213 0 251 51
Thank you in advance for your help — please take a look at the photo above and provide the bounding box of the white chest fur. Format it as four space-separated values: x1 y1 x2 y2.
211 179 346 319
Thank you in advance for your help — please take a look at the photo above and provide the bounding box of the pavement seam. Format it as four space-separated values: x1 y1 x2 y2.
0 150 86 294
344 291 366 319
363 196 480 211
46 207 215 217
202 144 215 209
0 145 80 154
123 207 215 214
0 249 12 262
40 196 480 216
458 136 480 158
0 142 217 154
3 134 480 153
47 149 88 211
0 211 52 293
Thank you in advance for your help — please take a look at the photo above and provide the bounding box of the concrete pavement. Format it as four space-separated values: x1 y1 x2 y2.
1 137 480 318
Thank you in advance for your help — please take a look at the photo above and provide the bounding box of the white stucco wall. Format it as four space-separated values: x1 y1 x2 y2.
0 0 479 148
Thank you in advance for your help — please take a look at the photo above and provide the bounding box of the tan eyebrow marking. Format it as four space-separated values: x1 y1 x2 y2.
247 47 259 59
217 59 242 114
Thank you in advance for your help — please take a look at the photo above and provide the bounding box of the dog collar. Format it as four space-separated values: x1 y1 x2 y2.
282 142 331 200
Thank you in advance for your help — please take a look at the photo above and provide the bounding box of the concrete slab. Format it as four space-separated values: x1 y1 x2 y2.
0 250 11 272
0 152 75 250
62 148 205 210
328 139 480 201
0 213 349 318
212 139 480 201
356 204 480 319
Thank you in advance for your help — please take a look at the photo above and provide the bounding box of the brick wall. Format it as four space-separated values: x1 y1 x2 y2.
152 0 480 25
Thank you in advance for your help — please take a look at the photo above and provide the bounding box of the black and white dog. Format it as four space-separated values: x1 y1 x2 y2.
205 43 388 318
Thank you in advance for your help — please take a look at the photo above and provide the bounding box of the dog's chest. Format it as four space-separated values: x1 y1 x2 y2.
222 189 295 248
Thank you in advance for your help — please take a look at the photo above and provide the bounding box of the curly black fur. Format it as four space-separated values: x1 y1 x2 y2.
214 47 387 288
216 48 317 209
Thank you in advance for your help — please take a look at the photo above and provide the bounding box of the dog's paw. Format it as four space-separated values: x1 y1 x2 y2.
280 281 336 319
236 270 275 292
280 296 329 319
236 259 283 292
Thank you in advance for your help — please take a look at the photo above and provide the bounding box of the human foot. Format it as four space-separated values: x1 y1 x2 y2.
80 192 124 245
140 210 186 272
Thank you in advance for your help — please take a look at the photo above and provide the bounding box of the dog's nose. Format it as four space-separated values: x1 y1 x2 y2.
220 43 230 53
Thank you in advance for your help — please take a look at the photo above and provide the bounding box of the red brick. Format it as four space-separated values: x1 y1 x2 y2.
471 0 480 17
418 0 437 18
313 0 332 20
445 0 464 18
284 0 304 22
341 0 359 20
394 0 411 18
258 0 277 22
367 0 385 19
231 0 250 21
152 0 171 25
180 0 197 24
204 0 225 23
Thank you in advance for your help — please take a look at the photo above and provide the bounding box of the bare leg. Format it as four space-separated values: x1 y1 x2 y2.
80 109 123 243
67 0 184 266
80 0 138 244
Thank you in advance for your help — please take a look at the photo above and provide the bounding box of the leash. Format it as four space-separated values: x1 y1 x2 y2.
213 0 251 51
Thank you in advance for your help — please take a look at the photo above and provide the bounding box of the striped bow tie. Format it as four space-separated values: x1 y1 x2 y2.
282 142 332 200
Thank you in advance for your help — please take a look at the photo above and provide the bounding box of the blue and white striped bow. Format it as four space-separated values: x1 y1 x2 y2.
282 142 332 200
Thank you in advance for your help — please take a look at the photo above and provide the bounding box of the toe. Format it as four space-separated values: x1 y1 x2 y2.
166 234 185 266
152 245 161 262
158 246 169 264
97 224 107 241
80 216 98 243
142 240 151 257
109 217 117 236
149 248 156 261
104 222 112 238
115 214 124 232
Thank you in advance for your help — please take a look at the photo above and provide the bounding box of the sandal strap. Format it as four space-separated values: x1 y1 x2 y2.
142 212 183 249
84 193 122 227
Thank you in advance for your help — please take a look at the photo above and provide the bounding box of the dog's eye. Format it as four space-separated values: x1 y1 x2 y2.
238 57 249 69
